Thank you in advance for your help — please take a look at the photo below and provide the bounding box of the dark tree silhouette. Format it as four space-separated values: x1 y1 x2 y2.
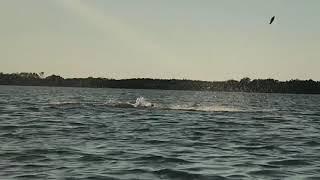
0 72 319 94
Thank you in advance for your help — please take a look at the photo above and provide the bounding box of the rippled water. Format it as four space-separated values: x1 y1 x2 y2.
0 85 320 180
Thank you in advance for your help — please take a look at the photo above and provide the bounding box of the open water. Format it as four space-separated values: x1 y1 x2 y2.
0 85 319 179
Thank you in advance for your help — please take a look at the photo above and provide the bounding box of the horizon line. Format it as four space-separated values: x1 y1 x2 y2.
1 72 319 82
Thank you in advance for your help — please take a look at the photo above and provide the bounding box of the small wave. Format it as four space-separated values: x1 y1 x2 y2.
248 169 287 176
306 176 320 180
303 140 320 146
13 174 47 179
169 104 243 112
48 101 81 106
236 145 278 151
227 174 249 180
144 139 170 144
0 125 20 130
133 154 193 164
155 168 227 180
85 175 120 180
23 148 76 156
267 159 312 166
12 154 49 162
79 153 106 162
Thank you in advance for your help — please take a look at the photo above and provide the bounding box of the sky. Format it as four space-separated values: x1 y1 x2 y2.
0 0 319 81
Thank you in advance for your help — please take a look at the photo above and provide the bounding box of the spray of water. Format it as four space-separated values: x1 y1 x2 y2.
133 97 153 107
103 96 243 112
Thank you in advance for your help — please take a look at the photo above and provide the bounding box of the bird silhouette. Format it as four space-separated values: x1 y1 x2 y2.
269 16 275 24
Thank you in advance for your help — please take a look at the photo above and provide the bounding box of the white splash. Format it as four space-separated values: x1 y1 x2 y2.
104 96 243 112
133 97 152 108
169 104 242 112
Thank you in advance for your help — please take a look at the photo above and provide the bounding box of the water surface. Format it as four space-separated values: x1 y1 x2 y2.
0 85 319 179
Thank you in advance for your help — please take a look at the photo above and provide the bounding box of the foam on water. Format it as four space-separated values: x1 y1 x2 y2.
133 97 153 108
169 104 243 112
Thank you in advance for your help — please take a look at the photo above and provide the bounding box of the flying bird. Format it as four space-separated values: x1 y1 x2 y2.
269 16 275 24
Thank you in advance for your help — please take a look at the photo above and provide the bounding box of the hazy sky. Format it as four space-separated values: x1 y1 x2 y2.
0 0 319 81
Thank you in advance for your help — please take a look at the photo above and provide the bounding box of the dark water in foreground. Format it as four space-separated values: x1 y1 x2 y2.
0 85 320 180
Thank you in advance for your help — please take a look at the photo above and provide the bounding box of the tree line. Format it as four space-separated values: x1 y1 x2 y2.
0 72 319 94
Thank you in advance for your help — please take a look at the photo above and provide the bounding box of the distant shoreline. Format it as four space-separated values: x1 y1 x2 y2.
1 72 320 94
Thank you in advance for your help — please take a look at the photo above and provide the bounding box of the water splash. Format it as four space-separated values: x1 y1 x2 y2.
133 97 152 108
48 97 247 112
104 97 154 109
103 96 243 112
169 104 243 112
